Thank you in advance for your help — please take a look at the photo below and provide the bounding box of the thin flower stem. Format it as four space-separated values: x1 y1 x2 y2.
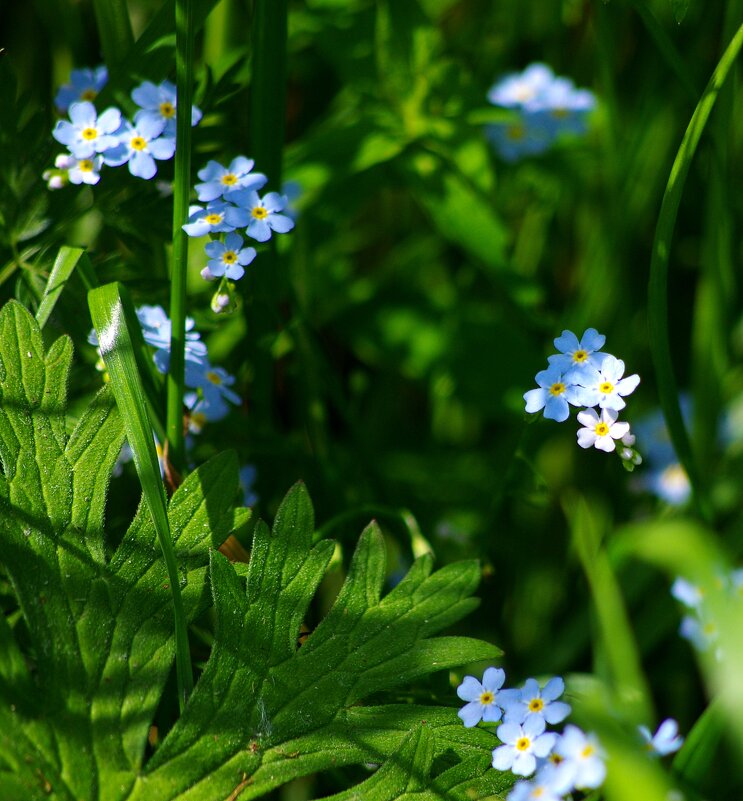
166 0 196 709
167 0 195 473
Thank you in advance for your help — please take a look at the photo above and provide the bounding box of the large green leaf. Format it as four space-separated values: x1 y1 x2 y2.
124 484 504 800
0 301 246 800
0 299 505 800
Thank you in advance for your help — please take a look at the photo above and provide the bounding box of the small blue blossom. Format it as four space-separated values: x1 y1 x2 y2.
507 764 574 801
548 328 606 373
486 64 596 162
185 391 232 429
679 613 718 652
488 63 556 109
230 189 295 242
492 717 557 777
523 365 596 422
55 66 108 113
501 677 571 726
485 114 555 163
553 725 606 790
136 305 206 358
67 154 103 185
183 202 251 238
195 157 268 202
529 77 596 136
202 233 257 281
572 355 640 411
198 364 241 408
671 577 704 610
456 667 507 728
131 80 202 137
103 117 176 180
639 719 684 757
52 101 122 159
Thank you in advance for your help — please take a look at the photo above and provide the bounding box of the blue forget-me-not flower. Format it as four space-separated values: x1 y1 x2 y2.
103 116 176 180
195 157 268 202
638 719 684 757
230 189 295 242
132 79 202 137
52 101 122 159
202 232 257 281
456 667 507 728
55 66 108 113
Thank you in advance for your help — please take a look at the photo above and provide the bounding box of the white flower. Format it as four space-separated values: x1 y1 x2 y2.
576 407 630 452
571 354 640 411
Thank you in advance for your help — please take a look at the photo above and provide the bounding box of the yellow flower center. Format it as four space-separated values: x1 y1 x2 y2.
599 381 614 394
515 737 531 752
572 349 588 363
78 159 94 172
80 88 98 101
552 107 569 119
206 370 223 386
581 745 595 759
479 691 494 706
549 382 565 397
81 127 98 141
594 422 609 436
549 753 564 765
130 136 147 151
703 621 717 636
223 251 238 264
221 173 238 186
159 101 176 118
251 206 269 220
528 698 544 713
205 213 223 225
507 124 525 141
532 790 545 799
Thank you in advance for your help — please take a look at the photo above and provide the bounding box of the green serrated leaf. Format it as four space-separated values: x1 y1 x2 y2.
126 495 501 800
0 300 247 799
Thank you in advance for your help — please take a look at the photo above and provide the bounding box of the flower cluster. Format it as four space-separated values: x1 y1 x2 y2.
183 157 295 311
457 668 683 799
671 572 743 655
524 329 642 468
485 63 596 162
44 67 201 187
90 304 240 430
456 668 605 799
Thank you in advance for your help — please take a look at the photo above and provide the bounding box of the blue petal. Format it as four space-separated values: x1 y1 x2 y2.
131 81 161 109
129 151 157 180
553 330 580 354
579 328 605 351
543 395 569 422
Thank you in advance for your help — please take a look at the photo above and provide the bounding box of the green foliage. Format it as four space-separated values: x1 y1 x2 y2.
0 299 505 799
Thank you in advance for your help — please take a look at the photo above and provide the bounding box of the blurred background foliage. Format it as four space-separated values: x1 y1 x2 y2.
2 0 743 796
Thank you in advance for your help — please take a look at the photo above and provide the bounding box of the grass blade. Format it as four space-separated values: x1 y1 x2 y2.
36 246 97 329
92 0 135 69
88 281 193 710
166 0 196 469
648 22 743 522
